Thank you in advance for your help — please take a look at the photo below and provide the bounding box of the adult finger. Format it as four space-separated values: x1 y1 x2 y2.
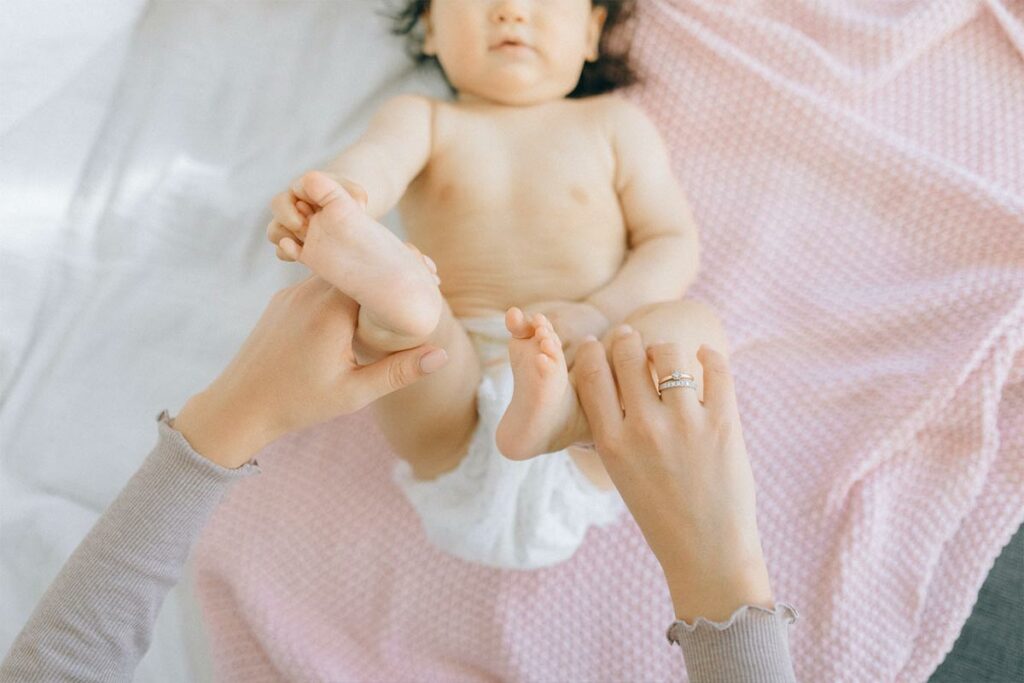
347 346 449 409
610 327 660 416
697 344 738 419
572 337 623 445
271 191 303 230
647 342 702 415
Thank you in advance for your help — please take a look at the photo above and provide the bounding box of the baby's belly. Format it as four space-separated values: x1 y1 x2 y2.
441 262 610 318
408 223 626 318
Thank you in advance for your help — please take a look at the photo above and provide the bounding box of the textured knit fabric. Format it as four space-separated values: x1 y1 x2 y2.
394 313 626 570
668 603 800 683
0 412 258 682
194 1 1024 681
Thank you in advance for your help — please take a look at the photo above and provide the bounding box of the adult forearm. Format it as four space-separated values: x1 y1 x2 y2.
585 234 697 325
0 413 257 682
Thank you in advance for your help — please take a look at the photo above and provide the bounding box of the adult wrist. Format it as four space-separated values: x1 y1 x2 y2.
173 389 277 469
662 555 775 623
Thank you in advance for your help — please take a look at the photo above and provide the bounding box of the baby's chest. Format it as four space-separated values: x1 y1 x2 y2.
426 134 615 217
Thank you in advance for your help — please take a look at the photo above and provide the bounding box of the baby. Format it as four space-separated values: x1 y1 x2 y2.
267 0 704 569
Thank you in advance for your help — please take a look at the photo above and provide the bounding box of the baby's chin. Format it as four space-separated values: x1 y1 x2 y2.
453 76 578 107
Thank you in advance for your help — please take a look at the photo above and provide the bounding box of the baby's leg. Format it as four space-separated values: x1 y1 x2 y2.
495 307 580 462
293 172 479 479
360 296 482 481
497 299 731 484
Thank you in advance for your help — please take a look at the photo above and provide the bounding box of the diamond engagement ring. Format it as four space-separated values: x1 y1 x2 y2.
657 370 697 393
657 370 695 385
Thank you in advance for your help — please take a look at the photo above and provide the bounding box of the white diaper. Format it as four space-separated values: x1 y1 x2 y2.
392 314 625 570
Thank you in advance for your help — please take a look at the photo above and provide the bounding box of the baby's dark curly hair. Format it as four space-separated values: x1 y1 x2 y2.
384 0 639 98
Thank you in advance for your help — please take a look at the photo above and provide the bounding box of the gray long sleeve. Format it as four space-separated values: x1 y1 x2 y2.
0 411 259 682
667 602 800 682
1 412 798 682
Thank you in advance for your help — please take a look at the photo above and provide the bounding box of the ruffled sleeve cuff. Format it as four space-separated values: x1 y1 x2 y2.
156 409 261 478
666 603 799 683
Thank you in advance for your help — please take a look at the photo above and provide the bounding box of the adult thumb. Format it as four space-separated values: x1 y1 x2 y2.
349 346 449 405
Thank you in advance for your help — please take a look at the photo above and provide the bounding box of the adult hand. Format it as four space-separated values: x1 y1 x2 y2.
573 329 773 623
174 275 448 469
521 300 611 368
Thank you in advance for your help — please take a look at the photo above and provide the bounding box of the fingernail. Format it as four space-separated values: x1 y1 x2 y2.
615 324 633 337
583 334 598 342
419 349 448 374
424 255 437 273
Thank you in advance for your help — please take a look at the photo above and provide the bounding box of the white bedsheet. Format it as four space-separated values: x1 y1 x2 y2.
0 1 446 678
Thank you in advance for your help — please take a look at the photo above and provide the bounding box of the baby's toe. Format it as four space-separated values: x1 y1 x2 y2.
539 336 560 358
534 353 555 373
506 307 533 338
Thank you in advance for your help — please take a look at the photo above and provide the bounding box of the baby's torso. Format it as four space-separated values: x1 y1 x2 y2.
399 95 627 318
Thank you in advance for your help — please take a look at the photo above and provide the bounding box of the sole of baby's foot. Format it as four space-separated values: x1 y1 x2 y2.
496 307 577 461
295 171 442 343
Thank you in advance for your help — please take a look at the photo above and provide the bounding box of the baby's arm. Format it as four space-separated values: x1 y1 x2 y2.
583 98 699 325
268 94 432 254
321 94 433 220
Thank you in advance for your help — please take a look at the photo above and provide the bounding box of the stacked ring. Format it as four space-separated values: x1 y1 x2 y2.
657 370 697 393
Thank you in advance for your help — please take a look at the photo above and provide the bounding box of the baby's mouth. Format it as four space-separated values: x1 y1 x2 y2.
492 40 534 55
492 37 532 50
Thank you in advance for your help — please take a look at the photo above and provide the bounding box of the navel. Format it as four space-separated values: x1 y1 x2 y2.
438 183 456 203
570 185 588 205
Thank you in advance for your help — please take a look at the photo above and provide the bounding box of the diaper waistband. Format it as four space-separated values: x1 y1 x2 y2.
457 314 512 369
457 314 512 343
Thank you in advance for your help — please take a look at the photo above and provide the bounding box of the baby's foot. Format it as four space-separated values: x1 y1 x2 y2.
286 171 442 345
496 307 578 460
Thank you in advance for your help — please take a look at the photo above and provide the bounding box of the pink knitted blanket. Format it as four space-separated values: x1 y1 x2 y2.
194 1 1024 680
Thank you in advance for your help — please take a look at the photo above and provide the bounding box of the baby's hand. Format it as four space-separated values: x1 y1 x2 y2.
521 300 611 367
267 173 369 261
